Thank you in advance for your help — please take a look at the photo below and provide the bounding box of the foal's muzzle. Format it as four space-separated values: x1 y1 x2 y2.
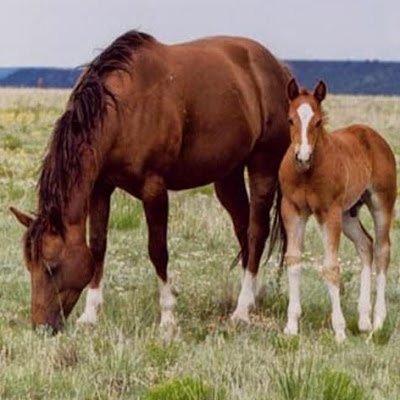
295 152 312 172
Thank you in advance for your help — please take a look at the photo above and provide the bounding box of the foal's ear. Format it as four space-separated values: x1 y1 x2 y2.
10 207 34 228
287 78 300 101
313 80 327 103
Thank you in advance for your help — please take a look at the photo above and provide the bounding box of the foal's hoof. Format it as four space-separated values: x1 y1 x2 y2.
358 318 372 333
335 331 346 343
230 309 251 324
159 322 179 342
373 317 385 331
283 325 298 336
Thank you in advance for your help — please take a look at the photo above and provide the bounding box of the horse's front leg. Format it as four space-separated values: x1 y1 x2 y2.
142 174 177 340
318 207 346 342
77 183 114 325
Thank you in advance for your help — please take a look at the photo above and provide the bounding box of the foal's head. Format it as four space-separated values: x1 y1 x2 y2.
286 78 327 171
10 208 94 332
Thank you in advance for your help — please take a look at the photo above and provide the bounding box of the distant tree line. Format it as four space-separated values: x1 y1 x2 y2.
0 61 400 95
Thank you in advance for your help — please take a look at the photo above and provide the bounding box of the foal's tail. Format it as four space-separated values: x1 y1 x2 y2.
266 183 287 268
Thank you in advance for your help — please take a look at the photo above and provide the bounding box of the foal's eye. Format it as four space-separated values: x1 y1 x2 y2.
288 118 294 126
315 119 322 127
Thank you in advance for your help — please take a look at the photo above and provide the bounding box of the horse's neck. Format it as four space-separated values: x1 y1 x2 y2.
63 143 103 234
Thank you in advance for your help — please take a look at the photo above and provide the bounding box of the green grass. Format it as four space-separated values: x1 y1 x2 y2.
0 89 400 399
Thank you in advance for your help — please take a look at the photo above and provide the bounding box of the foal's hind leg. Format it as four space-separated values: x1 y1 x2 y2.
366 192 395 330
342 212 373 332
77 183 114 325
214 166 249 268
142 174 177 340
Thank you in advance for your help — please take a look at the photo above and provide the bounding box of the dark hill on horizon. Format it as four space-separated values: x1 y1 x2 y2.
0 61 400 95
0 67 81 89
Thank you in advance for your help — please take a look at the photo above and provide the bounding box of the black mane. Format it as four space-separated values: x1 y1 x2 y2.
25 30 154 261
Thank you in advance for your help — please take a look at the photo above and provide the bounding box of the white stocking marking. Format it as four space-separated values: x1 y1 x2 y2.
77 286 103 325
284 264 301 335
326 282 346 342
358 265 372 332
231 270 256 322
374 272 386 330
159 279 177 336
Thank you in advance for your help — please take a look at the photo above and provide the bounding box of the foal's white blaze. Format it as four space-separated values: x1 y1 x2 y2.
284 264 301 335
374 272 387 330
159 279 177 335
77 286 103 325
296 103 314 162
231 270 256 322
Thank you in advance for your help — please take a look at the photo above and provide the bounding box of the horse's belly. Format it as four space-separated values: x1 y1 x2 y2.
164 129 255 190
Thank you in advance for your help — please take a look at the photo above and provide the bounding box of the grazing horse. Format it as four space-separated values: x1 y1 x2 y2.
279 78 396 341
10 30 290 334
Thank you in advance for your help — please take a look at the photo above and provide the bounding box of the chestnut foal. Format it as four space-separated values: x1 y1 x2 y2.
279 79 396 341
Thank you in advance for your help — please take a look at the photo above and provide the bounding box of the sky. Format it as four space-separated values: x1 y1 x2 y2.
0 0 399 67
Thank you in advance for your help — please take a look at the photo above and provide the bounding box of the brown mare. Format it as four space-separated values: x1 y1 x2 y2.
279 79 396 341
10 31 290 335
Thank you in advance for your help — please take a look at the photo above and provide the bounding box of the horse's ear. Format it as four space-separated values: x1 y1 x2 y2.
287 78 300 101
10 207 34 228
313 80 327 103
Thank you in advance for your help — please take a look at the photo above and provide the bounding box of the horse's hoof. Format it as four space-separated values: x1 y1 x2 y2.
159 322 179 342
77 313 97 325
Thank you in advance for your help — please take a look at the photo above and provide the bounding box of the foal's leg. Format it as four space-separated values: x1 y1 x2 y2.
77 183 114 325
318 208 346 342
231 155 277 322
214 166 249 268
342 212 373 332
142 174 176 339
367 193 394 330
282 198 307 335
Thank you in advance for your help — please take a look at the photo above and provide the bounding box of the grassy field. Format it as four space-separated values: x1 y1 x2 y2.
0 88 399 399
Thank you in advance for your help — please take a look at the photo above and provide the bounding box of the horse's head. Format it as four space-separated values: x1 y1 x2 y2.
10 207 94 332
286 78 327 172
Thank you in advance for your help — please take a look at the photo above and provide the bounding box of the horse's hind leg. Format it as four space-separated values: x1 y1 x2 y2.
77 183 114 325
214 166 249 268
366 191 395 330
231 152 279 322
142 174 177 340
342 211 373 332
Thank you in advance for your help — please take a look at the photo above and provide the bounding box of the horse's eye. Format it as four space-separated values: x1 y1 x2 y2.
44 261 58 275
315 119 322 127
288 118 294 126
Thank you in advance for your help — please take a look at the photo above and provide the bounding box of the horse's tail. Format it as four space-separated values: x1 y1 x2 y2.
266 182 287 268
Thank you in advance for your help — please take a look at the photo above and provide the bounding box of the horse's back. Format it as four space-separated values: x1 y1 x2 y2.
107 35 290 190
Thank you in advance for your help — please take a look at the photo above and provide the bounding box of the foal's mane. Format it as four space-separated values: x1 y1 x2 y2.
25 30 154 261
